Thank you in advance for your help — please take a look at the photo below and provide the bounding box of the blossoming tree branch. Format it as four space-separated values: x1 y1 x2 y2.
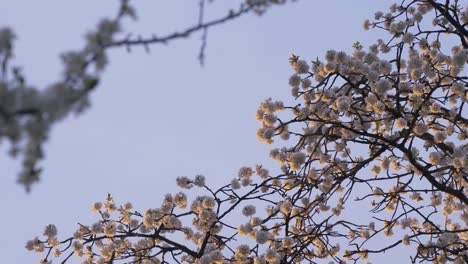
0 0 288 191
27 0 468 263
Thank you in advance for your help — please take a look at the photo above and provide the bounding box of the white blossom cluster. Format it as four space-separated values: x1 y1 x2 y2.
0 0 136 191
245 0 291 15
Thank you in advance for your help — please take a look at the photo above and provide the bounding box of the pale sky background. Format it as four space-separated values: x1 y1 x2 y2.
0 1 401 263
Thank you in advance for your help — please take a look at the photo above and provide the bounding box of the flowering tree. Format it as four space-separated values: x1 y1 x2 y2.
27 0 468 263
0 0 291 191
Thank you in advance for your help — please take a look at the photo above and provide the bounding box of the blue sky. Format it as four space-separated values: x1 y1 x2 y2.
1 1 393 262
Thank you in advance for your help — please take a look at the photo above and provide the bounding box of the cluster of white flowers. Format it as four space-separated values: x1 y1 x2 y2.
242 204 256 216
0 0 138 190
256 97 284 144
245 0 291 15
288 151 306 171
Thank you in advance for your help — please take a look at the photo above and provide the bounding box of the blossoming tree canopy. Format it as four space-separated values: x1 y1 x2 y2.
28 1 467 264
